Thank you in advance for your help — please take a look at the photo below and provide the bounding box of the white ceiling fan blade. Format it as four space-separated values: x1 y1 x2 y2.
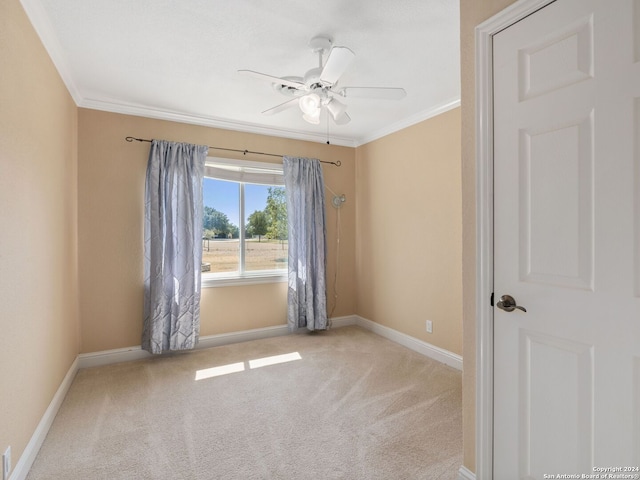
320 46 355 85
238 70 305 90
338 87 407 100
261 98 298 115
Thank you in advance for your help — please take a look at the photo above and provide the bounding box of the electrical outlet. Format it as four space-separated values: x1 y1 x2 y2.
426 320 433 334
3 446 10 480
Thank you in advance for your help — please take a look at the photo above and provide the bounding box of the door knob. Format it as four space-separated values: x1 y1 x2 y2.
496 294 527 313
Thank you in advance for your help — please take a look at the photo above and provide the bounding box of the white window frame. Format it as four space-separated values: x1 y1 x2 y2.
201 157 288 288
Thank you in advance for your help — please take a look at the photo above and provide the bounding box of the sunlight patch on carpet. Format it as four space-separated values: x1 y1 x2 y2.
195 352 302 381
195 362 245 380
249 352 302 369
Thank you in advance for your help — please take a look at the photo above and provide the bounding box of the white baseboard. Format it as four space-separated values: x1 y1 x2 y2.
197 324 289 349
329 314 359 328
354 315 463 371
77 314 460 370
78 315 359 369
9 357 79 480
77 345 150 369
78 325 287 369
457 465 476 480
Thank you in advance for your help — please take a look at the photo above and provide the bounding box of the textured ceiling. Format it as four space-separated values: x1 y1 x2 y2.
22 0 460 147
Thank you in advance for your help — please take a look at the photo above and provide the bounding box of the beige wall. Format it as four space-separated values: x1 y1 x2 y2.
355 108 462 356
77 109 356 352
0 0 79 470
460 0 518 472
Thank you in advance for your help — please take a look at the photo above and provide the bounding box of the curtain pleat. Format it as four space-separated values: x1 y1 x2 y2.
283 156 328 331
142 140 208 354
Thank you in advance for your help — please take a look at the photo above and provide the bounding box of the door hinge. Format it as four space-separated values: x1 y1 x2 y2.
490 292 494 307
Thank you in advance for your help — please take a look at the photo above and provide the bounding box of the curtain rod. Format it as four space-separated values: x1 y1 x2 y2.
125 136 341 167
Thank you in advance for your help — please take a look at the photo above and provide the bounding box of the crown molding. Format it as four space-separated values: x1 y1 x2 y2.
355 97 461 147
78 97 357 147
20 0 83 105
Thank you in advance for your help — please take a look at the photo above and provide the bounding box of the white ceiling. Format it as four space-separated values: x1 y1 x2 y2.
22 0 460 147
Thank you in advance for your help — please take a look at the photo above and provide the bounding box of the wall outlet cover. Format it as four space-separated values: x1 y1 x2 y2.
426 320 433 333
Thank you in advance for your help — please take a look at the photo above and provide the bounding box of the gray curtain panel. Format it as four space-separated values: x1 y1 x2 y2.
283 156 328 331
142 140 208 354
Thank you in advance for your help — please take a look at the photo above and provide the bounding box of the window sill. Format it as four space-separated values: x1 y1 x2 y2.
201 272 288 288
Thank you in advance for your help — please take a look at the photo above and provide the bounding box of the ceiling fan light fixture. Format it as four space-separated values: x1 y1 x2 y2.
299 93 321 115
302 112 321 124
326 98 348 122
241 35 406 130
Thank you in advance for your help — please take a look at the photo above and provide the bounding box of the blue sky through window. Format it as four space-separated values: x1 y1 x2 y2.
203 178 275 227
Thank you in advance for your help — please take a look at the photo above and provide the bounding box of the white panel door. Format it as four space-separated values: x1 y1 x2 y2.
493 0 640 478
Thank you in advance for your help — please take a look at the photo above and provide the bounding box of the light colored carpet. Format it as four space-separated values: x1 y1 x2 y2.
27 326 462 479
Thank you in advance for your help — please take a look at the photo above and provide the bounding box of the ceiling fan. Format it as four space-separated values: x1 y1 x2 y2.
239 35 406 126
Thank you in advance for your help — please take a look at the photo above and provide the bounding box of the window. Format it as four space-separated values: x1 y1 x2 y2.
201 158 288 287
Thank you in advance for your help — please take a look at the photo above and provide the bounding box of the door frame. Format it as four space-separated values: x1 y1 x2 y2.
474 0 556 478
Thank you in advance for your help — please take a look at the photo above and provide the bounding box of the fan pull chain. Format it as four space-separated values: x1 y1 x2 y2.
326 111 331 145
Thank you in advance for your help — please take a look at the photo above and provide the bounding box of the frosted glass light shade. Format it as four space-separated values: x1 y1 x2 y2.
302 112 320 124
299 93 320 115
326 98 349 124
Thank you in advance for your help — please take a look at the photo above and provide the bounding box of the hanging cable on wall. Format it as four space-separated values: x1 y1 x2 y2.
326 184 346 326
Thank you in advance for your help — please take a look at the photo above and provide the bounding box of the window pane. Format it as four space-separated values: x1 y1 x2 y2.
245 184 288 272
202 178 240 273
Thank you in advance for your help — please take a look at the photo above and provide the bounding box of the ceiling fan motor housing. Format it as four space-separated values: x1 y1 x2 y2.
303 67 323 89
